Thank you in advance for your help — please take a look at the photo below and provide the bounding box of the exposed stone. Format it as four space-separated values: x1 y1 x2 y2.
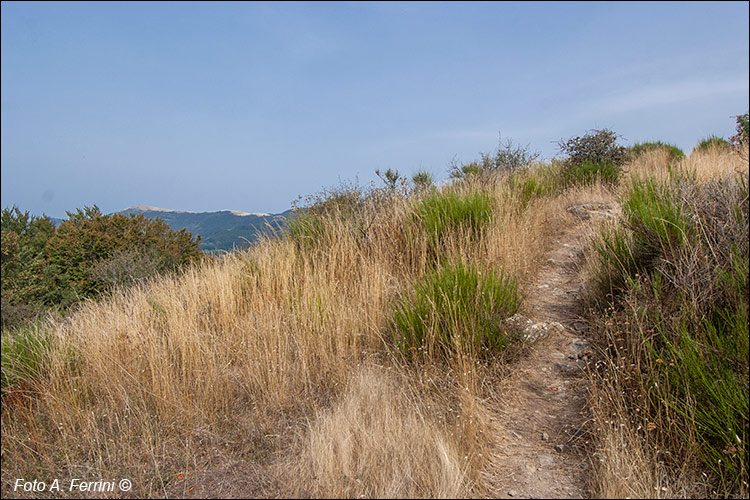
567 202 615 221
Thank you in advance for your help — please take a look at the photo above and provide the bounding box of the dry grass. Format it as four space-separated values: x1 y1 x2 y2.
291 365 485 498
582 146 749 498
1 164 596 498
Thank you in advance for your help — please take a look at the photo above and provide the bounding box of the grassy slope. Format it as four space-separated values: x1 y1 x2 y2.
1 146 747 498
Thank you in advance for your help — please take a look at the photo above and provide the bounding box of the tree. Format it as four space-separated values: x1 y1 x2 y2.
44 205 202 305
1 204 203 329
1 207 57 329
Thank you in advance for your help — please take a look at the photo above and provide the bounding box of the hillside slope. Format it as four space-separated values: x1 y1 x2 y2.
121 206 291 253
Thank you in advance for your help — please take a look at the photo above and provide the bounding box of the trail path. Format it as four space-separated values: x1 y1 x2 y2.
486 202 616 499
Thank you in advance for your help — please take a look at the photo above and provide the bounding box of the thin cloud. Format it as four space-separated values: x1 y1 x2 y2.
590 78 749 116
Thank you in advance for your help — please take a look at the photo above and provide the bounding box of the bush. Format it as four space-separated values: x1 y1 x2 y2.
413 190 492 252
390 261 520 358
1 205 203 327
1 323 52 396
588 170 749 495
730 112 749 148
558 128 628 167
695 135 730 152
90 250 164 289
561 161 621 187
449 137 540 179
629 141 685 162
411 170 434 191
44 206 202 306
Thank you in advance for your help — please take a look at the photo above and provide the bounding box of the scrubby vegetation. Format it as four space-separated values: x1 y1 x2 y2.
696 135 732 152
558 128 629 188
584 142 749 498
1 206 202 331
449 136 540 179
629 141 685 162
390 260 520 359
1 121 747 499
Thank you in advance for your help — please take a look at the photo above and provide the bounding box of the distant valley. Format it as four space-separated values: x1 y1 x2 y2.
120 206 292 253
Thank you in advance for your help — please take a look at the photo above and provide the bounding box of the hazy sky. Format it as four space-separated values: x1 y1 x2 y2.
2 1 748 217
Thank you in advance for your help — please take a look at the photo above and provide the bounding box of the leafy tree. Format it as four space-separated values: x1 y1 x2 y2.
1 205 203 329
1 207 57 329
44 205 202 305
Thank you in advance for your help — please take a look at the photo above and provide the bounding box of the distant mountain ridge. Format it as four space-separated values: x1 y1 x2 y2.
120 206 291 253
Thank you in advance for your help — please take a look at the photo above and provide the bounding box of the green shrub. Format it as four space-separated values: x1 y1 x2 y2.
411 170 434 191
449 137 540 179
589 224 641 305
390 261 520 358
622 178 690 253
561 161 621 187
629 141 685 162
588 170 749 495
730 112 749 148
651 291 748 489
696 135 730 152
1 323 52 395
413 190 492 249
589 178 691 305
558 128 628 167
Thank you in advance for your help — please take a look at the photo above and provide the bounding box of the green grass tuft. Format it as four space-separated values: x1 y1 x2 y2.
696 135 731 152
390 261 520 359
630 141 685 161
1 323 52 395
561 161 621 187
413 190 492 250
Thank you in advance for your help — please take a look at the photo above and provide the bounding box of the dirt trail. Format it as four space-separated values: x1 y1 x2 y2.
486 202 615 499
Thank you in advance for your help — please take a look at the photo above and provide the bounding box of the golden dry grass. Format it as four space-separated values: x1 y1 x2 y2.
6 146 741 498
2 166 598 498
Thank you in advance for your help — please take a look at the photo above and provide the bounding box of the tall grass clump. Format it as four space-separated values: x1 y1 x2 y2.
585 154 749 497
1 322 53 396
587 176 691 305
629 141 685 162
696 135 731 152
561 160 621 187
295 366 472 498
505 162 566 208
622 177 691 252
413 190 492 257
390 261 520 359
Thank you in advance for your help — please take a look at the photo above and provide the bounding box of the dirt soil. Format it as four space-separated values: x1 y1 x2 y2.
485 202 615 499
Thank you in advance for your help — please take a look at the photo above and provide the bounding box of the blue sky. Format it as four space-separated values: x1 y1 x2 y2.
2 1 748 217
